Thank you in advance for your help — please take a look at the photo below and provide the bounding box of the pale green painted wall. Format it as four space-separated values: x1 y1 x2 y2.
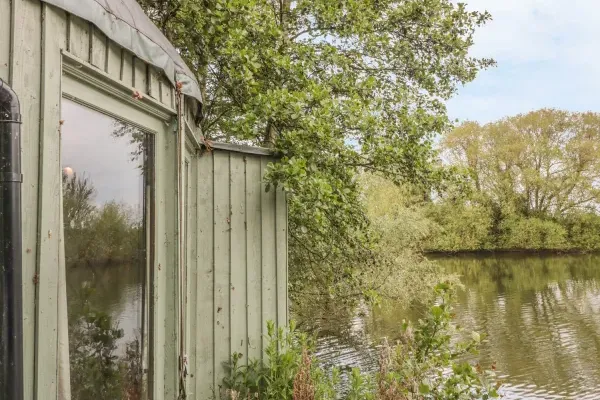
189 151 288 399
1 1 288 398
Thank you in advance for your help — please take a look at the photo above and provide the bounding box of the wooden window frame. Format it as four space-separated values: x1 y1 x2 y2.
60 49 179 399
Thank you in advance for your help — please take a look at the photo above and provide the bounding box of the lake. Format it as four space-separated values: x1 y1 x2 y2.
307 254 600 399
68 254 600 398
66 264 144 356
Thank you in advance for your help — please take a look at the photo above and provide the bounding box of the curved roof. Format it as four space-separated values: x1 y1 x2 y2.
42 0 203 103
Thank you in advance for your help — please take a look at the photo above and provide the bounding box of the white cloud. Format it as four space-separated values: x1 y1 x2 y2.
447 0 600 122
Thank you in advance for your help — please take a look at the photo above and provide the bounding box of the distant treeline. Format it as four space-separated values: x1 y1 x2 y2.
365 109 600 254
63 172 143 266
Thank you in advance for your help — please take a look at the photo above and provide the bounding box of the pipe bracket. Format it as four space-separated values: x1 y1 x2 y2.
0 172 23 183
0 112 22 123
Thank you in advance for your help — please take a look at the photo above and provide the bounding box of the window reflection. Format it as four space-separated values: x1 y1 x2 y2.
61 99 151 399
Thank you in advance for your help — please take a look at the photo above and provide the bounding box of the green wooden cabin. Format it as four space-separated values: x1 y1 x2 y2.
0 1 288 399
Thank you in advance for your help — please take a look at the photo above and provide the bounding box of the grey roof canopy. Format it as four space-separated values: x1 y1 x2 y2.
42 0 203 104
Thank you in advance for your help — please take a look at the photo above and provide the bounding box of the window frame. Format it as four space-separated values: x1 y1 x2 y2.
60 49 178 399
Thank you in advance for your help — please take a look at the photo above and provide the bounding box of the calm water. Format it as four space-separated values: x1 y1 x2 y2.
304 254 600 400
66 264 144 355
71 255 600 398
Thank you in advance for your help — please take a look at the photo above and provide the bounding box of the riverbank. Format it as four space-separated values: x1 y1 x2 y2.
306 253 600 400
424 248 600 257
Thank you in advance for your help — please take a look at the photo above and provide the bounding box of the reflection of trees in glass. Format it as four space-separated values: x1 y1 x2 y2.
63 172 95 229
62 105 148 399
111 121 147 172
63 172 143 267
68 285 143 399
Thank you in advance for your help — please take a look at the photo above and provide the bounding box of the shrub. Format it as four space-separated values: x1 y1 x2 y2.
563 212 600 251
222 284 500 400
499 217 567 250
425 202 494 252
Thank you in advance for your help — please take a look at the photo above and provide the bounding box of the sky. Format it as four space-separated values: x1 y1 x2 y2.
62 99 145 209
446 0 600 124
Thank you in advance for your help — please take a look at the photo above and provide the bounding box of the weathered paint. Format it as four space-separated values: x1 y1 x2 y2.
9 1 43 398
195 152 216 398
188 151 288 398
36 4 67 398
1 1 288 399
0 0 10 82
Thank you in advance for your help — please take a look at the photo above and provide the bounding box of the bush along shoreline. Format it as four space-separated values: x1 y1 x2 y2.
221 284 501 400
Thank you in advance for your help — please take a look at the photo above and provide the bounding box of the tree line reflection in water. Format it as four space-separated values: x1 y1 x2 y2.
62 100 148 399
299 254 600 399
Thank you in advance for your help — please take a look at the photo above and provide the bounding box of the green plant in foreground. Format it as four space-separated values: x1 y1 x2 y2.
222 321 340 399
222 284 500 399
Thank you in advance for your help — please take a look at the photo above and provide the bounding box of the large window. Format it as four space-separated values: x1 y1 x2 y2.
61 99 152 399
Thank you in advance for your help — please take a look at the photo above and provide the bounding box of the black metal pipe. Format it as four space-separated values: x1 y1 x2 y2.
0 79 24 400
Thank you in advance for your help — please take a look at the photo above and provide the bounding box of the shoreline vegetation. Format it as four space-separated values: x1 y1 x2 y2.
425 248 600 256
367 109 600 263
223 285 501 400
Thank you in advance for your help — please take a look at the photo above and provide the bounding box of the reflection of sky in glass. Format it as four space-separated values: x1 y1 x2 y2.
61 99 143 209
61 99 145 354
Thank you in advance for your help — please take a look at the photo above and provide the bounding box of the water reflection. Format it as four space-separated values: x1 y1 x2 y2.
61 100 149 399
300 254 600 399
66 265 143 354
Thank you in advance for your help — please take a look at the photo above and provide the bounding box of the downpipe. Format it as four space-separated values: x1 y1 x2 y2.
0 78 24 400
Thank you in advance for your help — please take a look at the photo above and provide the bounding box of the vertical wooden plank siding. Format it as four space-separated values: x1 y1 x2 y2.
153 126 179 400
152 130 167 400
165 132 179 400
230 154 247 363
4 1 287 396
213 151 231 392
35 4 67 399
149 67 161 100
133 56 148 93
10 1 43 398
260 157 277 343
245 157 263 360
185 155 198 399
276 188 289 328
195 152 215 397
89 25 106 69
190 151 287 393
106 41 122 80
67 15 90 62
161 79 174 109
121 50 134 87
0 0 10 82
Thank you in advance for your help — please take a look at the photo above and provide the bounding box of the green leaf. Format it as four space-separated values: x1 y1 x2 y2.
431 305 443 318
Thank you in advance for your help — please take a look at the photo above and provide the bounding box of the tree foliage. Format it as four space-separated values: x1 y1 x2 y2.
137 0 494 298
444 109 600 217
424 109 600 252
63 173 142 266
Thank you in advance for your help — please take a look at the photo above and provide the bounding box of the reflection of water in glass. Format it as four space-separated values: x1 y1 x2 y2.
299 254 600 400
66 265 143 355
62 99 148 397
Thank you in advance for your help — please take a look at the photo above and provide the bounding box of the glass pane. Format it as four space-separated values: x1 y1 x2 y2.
61 99 151 399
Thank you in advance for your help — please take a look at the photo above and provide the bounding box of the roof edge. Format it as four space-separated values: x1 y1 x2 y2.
41 0 203 104
206 142 279 157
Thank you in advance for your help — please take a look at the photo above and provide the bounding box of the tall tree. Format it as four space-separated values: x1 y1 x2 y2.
444 109 600 217
137 0 494 298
